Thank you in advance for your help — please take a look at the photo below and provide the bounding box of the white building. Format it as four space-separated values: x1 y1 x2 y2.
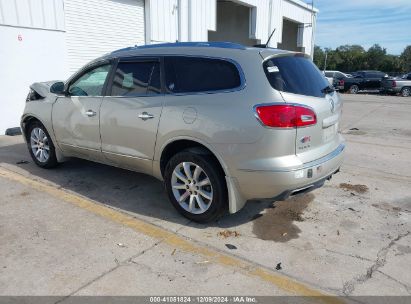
0 0 317 134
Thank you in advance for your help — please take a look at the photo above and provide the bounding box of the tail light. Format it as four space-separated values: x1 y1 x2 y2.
339 79 345 86
392 80 397 88
254 104 317 128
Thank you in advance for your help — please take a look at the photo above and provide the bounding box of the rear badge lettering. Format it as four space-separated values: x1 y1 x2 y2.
300 136 311 144
299 136 311 150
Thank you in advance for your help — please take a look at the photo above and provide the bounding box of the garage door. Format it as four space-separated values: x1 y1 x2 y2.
64 0 145 75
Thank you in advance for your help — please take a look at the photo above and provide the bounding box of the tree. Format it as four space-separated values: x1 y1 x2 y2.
312 44 407 74
379 55 402 74
400 45 411 72
366 44 386 70
335 45 366 72
313 45 325 70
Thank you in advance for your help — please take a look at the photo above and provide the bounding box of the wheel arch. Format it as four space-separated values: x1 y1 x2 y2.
21 114 48 142
157 137 247 214
21 114 66 162
159 137 229 178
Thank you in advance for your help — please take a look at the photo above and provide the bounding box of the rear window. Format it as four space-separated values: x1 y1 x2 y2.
264 56 329 98
334 72 345 79
164 56 242 93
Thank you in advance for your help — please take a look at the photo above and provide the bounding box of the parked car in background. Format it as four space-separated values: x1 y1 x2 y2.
381 73 411 97
323 71 351 89
342 70 387 94
324 71 352 91
323 71 333 86
20 42 344 223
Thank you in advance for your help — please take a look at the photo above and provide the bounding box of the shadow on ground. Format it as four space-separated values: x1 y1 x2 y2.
0 142 293 232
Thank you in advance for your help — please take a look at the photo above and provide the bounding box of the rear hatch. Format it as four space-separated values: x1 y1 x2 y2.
262 53 343 163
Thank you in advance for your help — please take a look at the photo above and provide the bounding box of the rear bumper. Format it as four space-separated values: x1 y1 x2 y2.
275 168 339 201
235 143 345 200
381 87 401 93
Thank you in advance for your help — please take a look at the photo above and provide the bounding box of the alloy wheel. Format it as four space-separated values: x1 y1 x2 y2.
350 85 359 94
171 162 213 215
30 127 50 163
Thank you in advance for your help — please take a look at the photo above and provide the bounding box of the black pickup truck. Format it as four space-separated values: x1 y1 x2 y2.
342 70 387 94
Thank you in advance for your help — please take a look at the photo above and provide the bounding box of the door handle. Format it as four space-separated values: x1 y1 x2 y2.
85 110 97 117
138 112 155 121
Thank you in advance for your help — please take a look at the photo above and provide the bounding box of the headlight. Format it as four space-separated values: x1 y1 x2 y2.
26 89 43 102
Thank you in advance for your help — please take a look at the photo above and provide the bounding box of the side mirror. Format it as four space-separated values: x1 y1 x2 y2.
50 82 65 94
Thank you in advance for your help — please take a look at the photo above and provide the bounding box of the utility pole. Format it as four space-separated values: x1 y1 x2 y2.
310 0 315 60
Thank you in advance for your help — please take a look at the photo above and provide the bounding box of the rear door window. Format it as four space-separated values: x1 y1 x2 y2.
264 56 329 98
110 61 161 96
164 56 242 93
368 72 383 78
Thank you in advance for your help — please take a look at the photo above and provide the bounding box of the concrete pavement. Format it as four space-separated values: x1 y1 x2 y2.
0 94 410 298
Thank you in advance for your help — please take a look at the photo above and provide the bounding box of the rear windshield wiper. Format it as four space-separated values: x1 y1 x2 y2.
321 85 335 94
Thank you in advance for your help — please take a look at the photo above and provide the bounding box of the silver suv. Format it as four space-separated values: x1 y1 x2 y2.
21 42 344 223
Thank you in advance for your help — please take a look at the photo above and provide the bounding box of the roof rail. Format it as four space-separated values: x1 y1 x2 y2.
111 42 246 54
110 46 139 54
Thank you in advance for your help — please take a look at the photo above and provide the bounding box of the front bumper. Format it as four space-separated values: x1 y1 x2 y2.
235 143 345 200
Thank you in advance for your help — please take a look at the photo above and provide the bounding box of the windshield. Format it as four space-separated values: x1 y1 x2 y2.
263 56 330 98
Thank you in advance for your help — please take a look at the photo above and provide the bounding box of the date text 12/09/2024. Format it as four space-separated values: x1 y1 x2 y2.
149 297 257 303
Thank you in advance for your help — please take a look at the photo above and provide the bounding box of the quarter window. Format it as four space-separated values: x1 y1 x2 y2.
110 61 161 96
164 56 241 93
68 64 111 96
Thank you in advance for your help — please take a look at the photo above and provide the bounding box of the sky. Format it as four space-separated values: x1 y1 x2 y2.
310 0 411 55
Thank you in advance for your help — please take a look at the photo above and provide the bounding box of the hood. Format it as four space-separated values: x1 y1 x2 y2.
30 80 64 97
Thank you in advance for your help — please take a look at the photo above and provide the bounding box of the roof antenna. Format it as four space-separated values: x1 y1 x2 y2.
254 28 276 48
265 28 276 48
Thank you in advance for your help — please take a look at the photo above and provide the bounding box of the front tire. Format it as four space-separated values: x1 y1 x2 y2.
164 151 227 223
27 121 58 168
401 87 410 97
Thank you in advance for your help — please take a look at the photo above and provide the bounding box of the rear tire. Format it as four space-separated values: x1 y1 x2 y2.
27 121 58 168
164 151 227 223
349 85 359 94
401 87 410 97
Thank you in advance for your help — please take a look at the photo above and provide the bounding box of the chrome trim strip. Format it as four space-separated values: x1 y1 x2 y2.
300 143 345 170
239 143 345 173
102 150 151 161
60 143 100 152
